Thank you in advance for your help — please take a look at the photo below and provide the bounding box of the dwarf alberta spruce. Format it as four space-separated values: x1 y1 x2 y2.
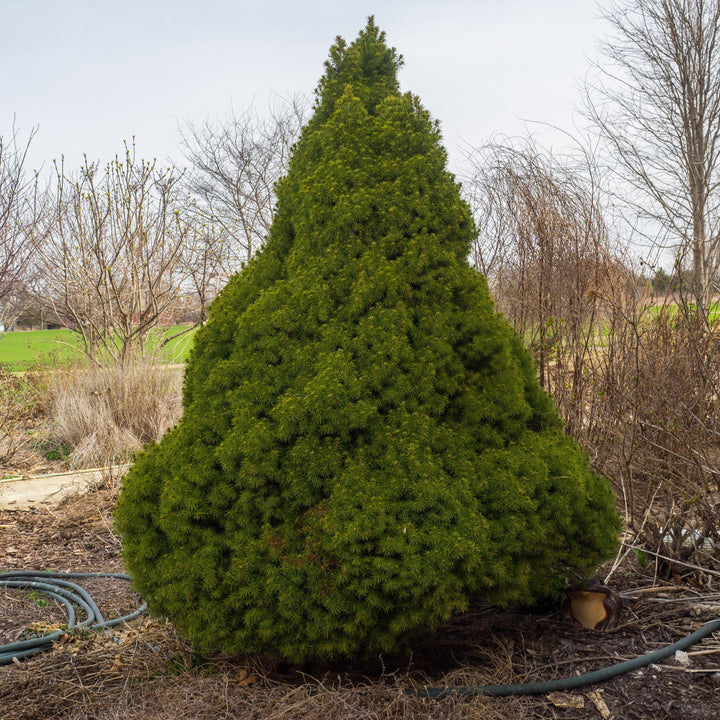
115 19 618 662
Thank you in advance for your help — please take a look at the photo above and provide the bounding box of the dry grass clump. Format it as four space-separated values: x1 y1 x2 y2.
43 361 183 469
0 365 40 471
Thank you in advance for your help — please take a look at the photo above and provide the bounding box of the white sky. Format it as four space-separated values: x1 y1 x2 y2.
2 0 606 174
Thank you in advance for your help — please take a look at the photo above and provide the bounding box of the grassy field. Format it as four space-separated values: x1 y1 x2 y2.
646 297 720 322
0 326 197 371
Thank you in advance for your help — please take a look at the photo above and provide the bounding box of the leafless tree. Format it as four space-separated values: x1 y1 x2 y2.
179 217 228 324
36 144 194 364
585 0 720 315
179 95 308 273
0 124 41 329
464 139 618 433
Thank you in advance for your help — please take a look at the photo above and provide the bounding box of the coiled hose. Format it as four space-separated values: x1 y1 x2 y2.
0 570 147 665
2 570 719 697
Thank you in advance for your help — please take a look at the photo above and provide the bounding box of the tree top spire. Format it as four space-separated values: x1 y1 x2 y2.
312 17 404 124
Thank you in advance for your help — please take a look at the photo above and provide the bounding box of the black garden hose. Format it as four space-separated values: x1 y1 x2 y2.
411 615 720 698
0 570 147 665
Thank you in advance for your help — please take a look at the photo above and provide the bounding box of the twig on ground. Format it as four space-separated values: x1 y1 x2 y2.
623 544 720 579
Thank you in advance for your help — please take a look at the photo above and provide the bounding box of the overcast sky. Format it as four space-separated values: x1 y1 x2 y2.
2 0 607 174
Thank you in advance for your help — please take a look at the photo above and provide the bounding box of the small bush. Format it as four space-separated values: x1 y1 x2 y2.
45 360 182 469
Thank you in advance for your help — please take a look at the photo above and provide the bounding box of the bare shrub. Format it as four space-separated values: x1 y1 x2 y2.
45 360 182 469
529 273 720 581
593 301 720 575
464 139 618 437
467 139 720 578
0 365 38 470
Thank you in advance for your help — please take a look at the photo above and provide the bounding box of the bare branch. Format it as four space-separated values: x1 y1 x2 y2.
0 122 41 327
179 95 308 273
585 0 720 312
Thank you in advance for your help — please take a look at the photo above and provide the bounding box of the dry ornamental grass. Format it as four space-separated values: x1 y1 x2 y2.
44 361 183 470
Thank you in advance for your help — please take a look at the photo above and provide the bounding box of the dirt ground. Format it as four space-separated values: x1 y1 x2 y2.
1 487 720 720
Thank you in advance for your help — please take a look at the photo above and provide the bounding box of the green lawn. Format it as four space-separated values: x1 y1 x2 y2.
0 326 197 371
646 299 720 323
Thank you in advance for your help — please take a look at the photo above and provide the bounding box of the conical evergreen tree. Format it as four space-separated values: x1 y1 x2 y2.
116 19 618 662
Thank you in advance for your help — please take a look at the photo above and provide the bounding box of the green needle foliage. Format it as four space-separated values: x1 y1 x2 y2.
116 19 618 662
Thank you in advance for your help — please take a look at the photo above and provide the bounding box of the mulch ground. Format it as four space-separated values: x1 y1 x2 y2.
1 488 720 719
